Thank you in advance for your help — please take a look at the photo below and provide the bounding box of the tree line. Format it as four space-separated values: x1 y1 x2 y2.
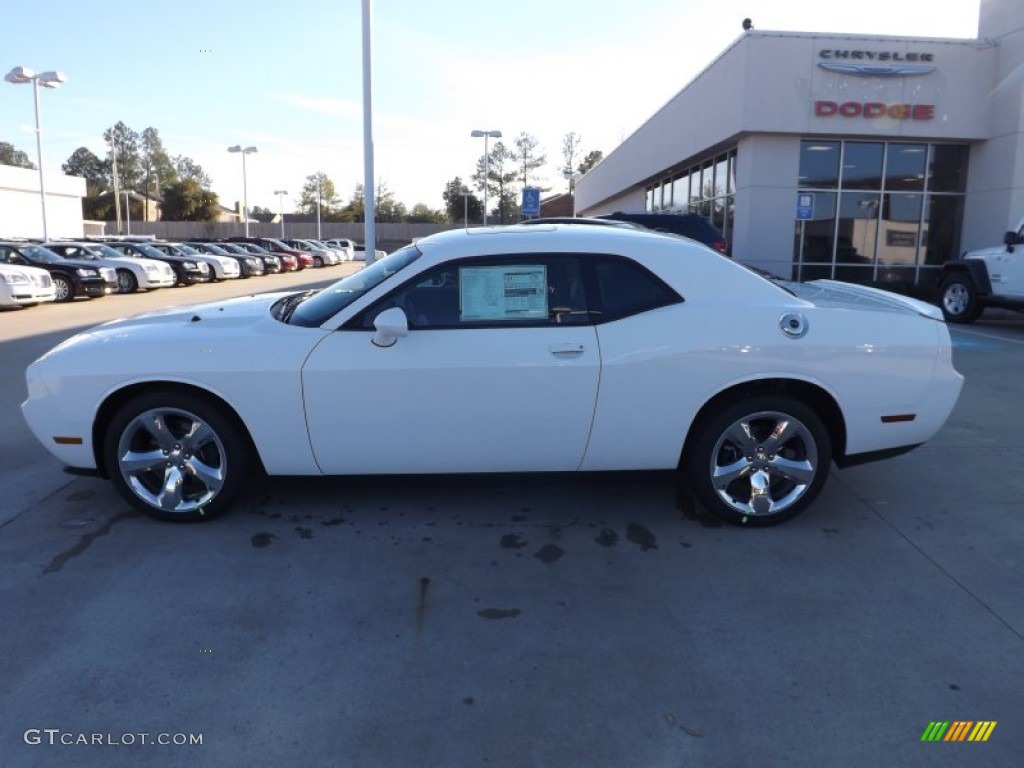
2 127 603 224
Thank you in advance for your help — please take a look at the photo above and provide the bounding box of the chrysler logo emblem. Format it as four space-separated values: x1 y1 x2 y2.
818 62 936 77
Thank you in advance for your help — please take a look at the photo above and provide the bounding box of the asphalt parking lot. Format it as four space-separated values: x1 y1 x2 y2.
1 277 1022 767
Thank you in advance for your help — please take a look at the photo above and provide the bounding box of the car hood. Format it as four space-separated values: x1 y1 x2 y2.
94 293 289 333
787 279 944 320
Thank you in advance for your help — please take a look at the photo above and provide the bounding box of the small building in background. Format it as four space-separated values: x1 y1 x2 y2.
0 164 86 239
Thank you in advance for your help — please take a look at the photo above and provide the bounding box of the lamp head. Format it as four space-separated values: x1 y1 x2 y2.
4 66 35 84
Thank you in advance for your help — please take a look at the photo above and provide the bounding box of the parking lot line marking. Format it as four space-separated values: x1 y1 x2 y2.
951 327 1024 346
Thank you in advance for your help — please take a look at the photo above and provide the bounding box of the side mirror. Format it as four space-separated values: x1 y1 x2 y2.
371 307 409 348
1004 230 1019 249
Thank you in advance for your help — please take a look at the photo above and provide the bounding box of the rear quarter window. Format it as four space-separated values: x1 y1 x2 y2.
590 256 682 320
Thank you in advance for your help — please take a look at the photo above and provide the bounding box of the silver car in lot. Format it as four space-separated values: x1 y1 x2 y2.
285 239 339 267
150 242 241 281
44 241 176 293
0 263 55 307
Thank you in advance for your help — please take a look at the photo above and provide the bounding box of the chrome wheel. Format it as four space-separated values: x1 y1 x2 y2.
53 275 72 302
710 411 818 517
117 269 138 293
686 396 831 526
115 407 227 514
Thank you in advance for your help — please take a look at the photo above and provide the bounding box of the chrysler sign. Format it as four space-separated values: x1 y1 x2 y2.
818 50 936 77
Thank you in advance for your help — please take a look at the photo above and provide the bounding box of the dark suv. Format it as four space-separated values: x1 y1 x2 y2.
597 212 728 254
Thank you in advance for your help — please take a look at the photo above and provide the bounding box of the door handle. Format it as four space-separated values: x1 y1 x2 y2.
548 343 585 356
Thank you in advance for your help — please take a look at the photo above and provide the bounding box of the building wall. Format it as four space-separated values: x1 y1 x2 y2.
575 25 1003 277
962 0 1024 250
0 165 86 239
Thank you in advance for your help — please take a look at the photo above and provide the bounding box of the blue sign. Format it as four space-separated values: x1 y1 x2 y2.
521 187 541 217
796 193 815 220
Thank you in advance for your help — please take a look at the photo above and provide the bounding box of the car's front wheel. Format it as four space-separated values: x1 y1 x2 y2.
103 391 252 521
52 275 73 302
939 275 982 323
685 396 832 527
116 269 138 293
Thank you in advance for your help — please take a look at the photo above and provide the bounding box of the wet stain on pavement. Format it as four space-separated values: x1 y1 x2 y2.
294 527 313 540
462 697 475 706
500 534 529 549
478 608 521 620
626 523 658 551
42 512 136 574
533 544 565 563
595 528 618 547
321 516 344 526
251 532 276 548
822 528 840 534
64 490 95 502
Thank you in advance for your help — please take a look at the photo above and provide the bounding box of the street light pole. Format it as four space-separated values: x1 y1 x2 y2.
274 189 288 238
5 66 67 241
471 129 501 226
125 190 131 235
460 188 471 231
316 175 322 240
227 145 258 236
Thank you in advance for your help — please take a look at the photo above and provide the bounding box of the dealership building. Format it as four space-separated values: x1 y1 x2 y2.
576 0 1023 288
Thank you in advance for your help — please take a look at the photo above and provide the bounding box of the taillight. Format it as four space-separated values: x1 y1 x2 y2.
714 239 727 254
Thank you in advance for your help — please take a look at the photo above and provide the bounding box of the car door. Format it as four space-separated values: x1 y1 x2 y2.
302 254 600 475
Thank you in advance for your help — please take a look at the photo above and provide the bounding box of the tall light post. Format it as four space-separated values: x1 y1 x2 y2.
316 174 322 240
5 66 67 241
125 190 132 235
471 129 501 226
227 145 257 236
274 189 288 238
459 187 472 231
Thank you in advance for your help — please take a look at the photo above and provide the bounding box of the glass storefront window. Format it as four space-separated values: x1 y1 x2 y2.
923 195 965 265
689 172 701 209
798 141 840 188
841 143 884 190
646 187 654 212
794 191 837 280
714 156 728 197
878 193 924 269
701 160 714 198
727 151 736 193
671 174 687 210
885 144 926 192
837 192 881 265
928 145 968 193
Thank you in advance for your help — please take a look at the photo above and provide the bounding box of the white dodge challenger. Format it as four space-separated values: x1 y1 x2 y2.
22 225 963 526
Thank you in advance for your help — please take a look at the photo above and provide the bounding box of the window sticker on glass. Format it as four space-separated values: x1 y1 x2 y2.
460 265 548 320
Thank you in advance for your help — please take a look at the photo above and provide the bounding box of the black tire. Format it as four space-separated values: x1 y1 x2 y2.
938 274 982 323
313 256 324 268
116 269 138 294
103 391 252 522
52 274 74 302
684 395 832 527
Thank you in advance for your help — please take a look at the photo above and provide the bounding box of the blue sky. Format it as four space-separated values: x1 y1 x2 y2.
1 0 980 214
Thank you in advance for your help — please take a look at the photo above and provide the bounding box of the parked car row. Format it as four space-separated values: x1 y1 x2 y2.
0 235 367 310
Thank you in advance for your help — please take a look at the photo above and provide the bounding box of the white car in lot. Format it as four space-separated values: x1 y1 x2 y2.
322 238 355 260
0 263 56 308
44 241 176 293
22 225 963 525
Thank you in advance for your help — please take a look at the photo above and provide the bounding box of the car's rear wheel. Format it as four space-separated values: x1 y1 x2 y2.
116 269 138 294
52 275 73 302
313 255 324 268
103 391 251 522
685 396 831 527
939 275 982 323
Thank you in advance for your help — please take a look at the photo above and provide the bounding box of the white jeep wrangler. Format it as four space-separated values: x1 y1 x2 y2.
938 218 1024 323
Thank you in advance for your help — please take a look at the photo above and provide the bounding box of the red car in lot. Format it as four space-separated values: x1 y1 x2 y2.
227 237 312 270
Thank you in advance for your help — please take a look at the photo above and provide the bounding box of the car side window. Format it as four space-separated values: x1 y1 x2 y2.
2 247 24 265
589 256 682 320
353 255 592 330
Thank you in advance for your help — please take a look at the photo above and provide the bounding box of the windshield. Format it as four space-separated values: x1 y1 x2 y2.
135 243 171 259
20 245 64 264
90 244 125 259
287 244 422 327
